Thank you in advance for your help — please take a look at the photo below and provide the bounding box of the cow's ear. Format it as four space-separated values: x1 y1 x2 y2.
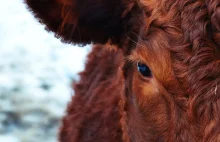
24 0 142 45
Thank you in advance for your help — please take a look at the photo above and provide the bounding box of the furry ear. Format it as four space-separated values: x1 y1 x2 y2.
24 0 141 45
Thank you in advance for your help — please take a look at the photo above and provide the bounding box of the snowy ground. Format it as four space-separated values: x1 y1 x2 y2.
0 1 89 142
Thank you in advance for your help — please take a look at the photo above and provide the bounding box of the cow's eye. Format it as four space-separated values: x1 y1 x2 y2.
137 62 152 77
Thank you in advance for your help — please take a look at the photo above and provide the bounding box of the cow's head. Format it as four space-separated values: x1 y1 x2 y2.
25 0 220 141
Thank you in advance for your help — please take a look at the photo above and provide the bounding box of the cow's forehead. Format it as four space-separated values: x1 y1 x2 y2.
124 0 183 81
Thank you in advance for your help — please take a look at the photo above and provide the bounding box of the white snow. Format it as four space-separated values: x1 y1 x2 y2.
0 0 90 141
0 135 19 142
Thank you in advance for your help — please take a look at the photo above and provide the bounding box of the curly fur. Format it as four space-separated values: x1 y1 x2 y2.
24 0 220 141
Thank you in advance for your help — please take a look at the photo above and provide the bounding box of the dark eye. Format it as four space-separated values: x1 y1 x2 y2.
137 62 152 77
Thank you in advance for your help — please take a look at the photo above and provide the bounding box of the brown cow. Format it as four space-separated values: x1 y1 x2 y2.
24 0 220 141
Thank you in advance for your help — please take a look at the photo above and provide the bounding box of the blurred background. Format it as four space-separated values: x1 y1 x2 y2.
0 1 90 142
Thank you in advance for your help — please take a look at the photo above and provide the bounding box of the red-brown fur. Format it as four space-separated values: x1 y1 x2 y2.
24 0 220 141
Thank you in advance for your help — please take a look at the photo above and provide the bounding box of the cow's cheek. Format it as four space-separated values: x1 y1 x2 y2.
132 72 169 122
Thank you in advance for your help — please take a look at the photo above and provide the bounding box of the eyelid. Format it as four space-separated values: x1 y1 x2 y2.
126 54 152 73
126 55 143 65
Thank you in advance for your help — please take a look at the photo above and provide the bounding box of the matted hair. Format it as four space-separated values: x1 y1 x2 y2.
24 0 220 141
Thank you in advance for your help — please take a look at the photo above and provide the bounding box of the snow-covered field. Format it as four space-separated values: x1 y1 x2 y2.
0 1 89 142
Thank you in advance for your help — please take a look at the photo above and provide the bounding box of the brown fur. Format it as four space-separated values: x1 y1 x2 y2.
24 0 220 141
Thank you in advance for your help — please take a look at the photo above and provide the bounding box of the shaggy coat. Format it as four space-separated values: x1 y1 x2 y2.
25 0 220 141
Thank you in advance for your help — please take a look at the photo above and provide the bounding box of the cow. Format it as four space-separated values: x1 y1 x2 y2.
24 0 220 141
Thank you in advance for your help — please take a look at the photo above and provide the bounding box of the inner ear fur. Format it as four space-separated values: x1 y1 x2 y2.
24 0 141 45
